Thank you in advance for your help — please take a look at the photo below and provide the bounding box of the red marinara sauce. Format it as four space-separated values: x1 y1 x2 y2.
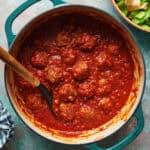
15 14 134 132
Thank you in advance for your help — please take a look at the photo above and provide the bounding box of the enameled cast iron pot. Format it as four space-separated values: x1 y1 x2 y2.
4 0 145 149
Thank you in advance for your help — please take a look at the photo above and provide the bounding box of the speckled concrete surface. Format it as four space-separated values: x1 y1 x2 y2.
0 0 150 150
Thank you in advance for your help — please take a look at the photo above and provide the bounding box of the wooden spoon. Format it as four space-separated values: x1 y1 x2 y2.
0 46 54 114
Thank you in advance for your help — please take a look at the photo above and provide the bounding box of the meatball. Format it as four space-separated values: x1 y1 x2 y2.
59 103 76 121
59 84 77 102
25 93 44 110
95 51 113 70
107 43 121 55
79 105 96 120
56 32 71 47
78 81 95 99
72 61 89 80
49 55 62 65
44 65 63 84
31 51 49 69
74 32 97 51
98 97 113 110
62 49 76 65
97 78 112 95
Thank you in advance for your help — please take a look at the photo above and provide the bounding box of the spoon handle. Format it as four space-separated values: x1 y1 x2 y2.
0 46 40 87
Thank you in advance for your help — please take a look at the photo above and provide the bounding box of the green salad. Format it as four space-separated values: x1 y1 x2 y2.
115 0 150 30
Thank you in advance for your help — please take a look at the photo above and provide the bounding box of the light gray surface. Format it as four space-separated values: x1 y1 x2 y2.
0 0 150 150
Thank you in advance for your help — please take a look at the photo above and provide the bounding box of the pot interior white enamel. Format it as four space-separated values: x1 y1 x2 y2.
5 5 145 144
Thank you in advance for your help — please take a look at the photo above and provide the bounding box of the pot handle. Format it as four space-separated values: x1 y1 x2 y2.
84 104 144 150
5 0 66 47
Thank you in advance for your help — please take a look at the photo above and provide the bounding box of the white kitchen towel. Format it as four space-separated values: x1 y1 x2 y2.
0 101 14 149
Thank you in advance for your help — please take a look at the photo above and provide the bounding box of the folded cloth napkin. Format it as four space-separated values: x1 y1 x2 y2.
0 102 14 148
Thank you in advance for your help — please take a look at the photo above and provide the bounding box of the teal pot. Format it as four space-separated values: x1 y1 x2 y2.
4 0 145 149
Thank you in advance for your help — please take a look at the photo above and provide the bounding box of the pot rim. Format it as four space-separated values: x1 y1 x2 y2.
4 4 146 145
